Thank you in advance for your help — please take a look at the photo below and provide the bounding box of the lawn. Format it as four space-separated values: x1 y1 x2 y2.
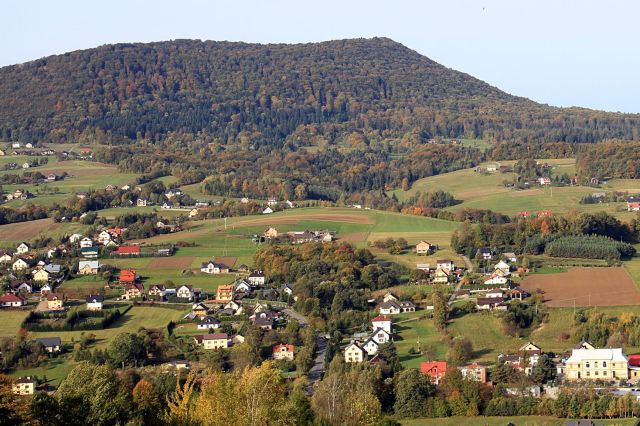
394 312 446 369
448 312 525 363
389 157 640 220
0 310 29 337
9 357 75 385
530 305 640 355
400 416 638 426
30 306 187 349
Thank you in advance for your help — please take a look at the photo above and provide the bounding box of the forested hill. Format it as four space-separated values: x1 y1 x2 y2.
0 37 638 146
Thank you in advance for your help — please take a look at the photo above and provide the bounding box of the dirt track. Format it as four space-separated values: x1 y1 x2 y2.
520 267 640 307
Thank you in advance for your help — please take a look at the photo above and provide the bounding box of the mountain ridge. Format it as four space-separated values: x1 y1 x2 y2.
0 37 637 146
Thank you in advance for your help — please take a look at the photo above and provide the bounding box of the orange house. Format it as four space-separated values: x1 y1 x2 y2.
119 269 137 284
420 361 448 385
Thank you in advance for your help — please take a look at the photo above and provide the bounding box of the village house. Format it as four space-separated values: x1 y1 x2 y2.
200 261 230 274
420 361 448 385
370 327 392 345
40 284 52 296
484 274 509 286
273 344 295 361
263 227 279 239
16 242 30 255
432 267 450 284
191 303 209 318
113 245 141 257
458 363 488 383
494 260 511 275
136 198 148 207
0 251 12 263
262 207 273 215
216 285 234 302
86 294 104 311
11 258 29 271
248 271 266 286
252 312 275 330
123 283 144 300
234 279 253 294
486 288 505 299
44 264 61 275
148 284 166 299
97 230 112 245
627 197 640 212
0 293 26 307
176 285 196 301
9 281 32 294
197 316 220 330
476 297 507 311
35 336 62 353
78 260 100 275
362 337 379 356
344 342 366 363
436 259 455 272
416 263 430 272
563 345 628 380
188 208 199 218
194 333 229 350
119 269 137 284
503 252 517 263
32 269 49 282
379 299 416 315
371 315 392 334
476 247 492 261
538 176 551 185
46 293 65 310
224 300 244 315
80 247 99 259
12 377 36 395
415 240 434 255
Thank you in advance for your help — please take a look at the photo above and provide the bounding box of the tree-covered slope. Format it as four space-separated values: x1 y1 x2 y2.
1 37 638 146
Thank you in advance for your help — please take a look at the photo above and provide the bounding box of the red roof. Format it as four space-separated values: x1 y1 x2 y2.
629 354 640 367
125 283 144 292
518 211 531 217
372 315 391 323
0 293 24 303
107 227 125 237
274 344 295 353
420 361 448 380
114 246 140 255
119 269 137 282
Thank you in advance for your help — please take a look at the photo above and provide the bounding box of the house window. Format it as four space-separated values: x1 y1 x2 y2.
603 371 607 376
603 361 607 367
595 371 599 376
594 362 598 367
585 362 590 368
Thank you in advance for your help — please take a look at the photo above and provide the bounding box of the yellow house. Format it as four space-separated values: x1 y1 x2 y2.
432 267 450 284
12 377 35 395
46 293 64 310
415 240 433 255
196 333 228 350
263 227 279 239
564 347 628 380
344 342 365 363
33 269 49 282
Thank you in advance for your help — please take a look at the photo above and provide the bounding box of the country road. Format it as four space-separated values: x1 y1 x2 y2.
448 255 473 305
284 308 326 393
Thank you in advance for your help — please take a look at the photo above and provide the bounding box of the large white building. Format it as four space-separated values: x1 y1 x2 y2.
564 347 629 380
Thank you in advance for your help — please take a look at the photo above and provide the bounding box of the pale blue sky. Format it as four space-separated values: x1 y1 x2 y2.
2 0 639 113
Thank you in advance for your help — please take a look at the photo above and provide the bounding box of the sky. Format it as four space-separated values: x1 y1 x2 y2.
1 0 639 113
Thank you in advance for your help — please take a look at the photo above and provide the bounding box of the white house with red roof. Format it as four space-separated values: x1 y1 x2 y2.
371 315 392 334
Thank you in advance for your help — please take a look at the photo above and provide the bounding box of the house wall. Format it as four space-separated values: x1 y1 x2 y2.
565 360 628 380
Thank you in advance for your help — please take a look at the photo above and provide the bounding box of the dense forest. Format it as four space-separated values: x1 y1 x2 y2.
576 140 640 181
2 38 640 147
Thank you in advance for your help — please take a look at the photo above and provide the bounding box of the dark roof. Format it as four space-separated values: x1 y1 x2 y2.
36 337 61 347
379 300 400 309
477 297 505 305
202 333 228 340
86 294 105 303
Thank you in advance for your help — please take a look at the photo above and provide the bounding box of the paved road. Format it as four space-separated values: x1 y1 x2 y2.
307 334 327 391
284 308 326 393
283 308 308 326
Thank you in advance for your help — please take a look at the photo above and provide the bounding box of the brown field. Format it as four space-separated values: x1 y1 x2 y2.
214 256 237 268
520 267 640 307
0 218 58 241
339 232 368 243
147 256 195 269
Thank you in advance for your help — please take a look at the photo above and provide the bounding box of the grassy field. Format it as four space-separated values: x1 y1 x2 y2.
1 157 140 208
9 357 74 385
27 306 186 348
0 310 29 336
400 416 639 426
390 158 640 220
